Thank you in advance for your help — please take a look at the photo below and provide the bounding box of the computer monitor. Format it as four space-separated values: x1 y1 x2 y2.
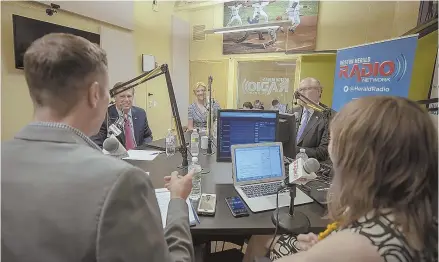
277 113 297 159
216 110 279 162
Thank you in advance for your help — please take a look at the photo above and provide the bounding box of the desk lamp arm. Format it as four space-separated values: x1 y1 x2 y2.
109 64 189 167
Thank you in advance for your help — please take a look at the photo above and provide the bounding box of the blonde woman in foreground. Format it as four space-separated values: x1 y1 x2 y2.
245 96 438 262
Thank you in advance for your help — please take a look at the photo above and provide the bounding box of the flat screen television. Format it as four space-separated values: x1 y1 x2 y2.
12 15 101 69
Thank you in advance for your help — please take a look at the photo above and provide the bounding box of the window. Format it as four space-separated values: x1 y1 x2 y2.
237 60 296 112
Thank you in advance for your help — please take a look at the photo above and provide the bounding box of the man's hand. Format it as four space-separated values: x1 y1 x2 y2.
164 171 193 200
296 233 318 251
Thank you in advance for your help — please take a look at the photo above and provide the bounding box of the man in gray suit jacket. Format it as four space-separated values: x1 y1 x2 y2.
291 78 329 161
2 33 195 262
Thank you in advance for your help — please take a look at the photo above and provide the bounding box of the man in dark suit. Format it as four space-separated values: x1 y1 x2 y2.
2 33 194 262
92 84 153 149
291 77 329 161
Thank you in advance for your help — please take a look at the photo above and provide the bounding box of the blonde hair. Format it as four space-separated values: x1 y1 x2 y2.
193 82 206 92
328 96 437 256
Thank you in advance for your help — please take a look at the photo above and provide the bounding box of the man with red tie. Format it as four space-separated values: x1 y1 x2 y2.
91 83 153 149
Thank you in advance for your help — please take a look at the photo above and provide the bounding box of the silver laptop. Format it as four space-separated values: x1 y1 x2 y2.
231 142 314 213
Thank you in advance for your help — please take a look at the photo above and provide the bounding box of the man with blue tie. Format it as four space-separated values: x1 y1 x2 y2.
92 83 153 149
291 78 329 161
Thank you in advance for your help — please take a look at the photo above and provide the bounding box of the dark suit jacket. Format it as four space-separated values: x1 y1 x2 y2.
292 105 329 161
92 105 153 148
1 123 194 262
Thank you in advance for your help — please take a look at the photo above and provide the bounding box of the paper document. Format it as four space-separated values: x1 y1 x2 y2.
155 188 199 228
123 150 162 161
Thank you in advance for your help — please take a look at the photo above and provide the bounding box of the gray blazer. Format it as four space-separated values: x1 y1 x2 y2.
292 106 329 161
1 123 194 262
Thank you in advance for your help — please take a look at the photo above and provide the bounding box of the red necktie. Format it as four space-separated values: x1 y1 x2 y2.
124 114 136 150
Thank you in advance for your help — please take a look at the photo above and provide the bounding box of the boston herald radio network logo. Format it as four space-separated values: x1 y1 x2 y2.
337 55 408 94
338 54 408 84
242 78 289 95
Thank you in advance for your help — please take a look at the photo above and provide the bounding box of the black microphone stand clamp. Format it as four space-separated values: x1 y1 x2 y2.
109 64 189 168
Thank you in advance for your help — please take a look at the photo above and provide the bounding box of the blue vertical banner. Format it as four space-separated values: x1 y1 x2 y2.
332 35 418 112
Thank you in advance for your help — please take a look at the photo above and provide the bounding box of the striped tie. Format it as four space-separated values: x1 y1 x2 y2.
296 109 310 142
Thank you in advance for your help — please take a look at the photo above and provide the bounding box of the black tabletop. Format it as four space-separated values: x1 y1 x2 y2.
127 138 329 236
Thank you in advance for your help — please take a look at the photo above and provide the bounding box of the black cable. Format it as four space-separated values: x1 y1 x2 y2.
266 185 285 258
185 141 193 158
315 177 331 184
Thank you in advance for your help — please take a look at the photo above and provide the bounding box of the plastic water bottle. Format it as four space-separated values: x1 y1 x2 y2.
190 129 200 157
296 148 308 161
189 157 202 201
165 129 176 157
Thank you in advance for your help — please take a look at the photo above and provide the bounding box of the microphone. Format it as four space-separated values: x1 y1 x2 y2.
288 158 320 185
271 158 317 234
108 115 125 137
103 134 129 158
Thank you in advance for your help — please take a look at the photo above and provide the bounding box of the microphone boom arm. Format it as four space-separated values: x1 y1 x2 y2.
207 76 213 155
293 90 325 112
293 90 333 120
109 64 189 168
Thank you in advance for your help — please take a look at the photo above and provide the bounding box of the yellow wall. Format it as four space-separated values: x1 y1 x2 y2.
188 1 419 60
189 60 229 108
134 1 188 139
299 54 337 107
1 1 104 140
185 1 421 108
409 30 438 101
2 1 432 141
1 1 182 140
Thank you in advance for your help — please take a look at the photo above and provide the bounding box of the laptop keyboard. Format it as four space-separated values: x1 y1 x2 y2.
240 181 288 199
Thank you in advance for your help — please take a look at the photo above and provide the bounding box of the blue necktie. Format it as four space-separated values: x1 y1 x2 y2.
296 109 310 142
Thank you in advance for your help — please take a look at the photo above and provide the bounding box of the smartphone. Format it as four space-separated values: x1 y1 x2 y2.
225 196 249 217
197 193 217 216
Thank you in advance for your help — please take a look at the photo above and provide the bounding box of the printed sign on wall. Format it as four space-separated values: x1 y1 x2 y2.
242 77 290 96
237 61 296 109
332 35 418 112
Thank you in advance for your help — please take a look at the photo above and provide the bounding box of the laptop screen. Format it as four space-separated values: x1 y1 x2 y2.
233 144 283 183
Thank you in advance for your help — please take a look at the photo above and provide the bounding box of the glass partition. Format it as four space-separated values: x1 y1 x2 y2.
236 60 296 112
